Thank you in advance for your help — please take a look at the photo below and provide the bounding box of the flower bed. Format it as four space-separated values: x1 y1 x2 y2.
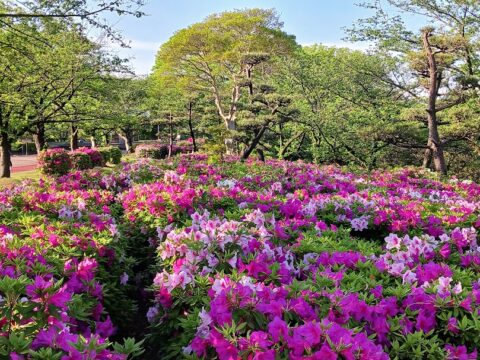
139 157 480 359
0 173 143 358
2 154 480 359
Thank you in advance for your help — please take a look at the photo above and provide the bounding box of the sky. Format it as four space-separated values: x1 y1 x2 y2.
104 0 396 75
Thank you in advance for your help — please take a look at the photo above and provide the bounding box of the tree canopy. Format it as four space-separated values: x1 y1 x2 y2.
1 2 480 179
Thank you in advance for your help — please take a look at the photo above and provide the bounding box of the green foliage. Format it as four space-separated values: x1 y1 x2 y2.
294 228 382 256
99 146 123 164
112 338 145 358
70 152 93 170
134 143 169 159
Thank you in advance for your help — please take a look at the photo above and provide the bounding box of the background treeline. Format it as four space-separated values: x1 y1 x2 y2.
2 1 480 179
0 0 146 177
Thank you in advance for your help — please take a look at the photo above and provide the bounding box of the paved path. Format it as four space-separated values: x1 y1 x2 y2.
11 155 38 173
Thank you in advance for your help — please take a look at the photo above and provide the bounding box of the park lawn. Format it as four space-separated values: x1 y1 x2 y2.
0 169 41 187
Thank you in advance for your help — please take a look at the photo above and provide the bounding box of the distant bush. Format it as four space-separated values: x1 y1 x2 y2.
135 143 169 159
74 147 104 167
135 142 193 159
70 151 93 170
38 147 116 176
171 144 192 155
99 146 122 164
38 148 72 176
109 147 122 164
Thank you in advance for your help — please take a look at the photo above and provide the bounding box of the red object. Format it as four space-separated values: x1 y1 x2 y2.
11 164 37 173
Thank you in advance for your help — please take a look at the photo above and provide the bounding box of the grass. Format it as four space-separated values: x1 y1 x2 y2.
0 170 41 187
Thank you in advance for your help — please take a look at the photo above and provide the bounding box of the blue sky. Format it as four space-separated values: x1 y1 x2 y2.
105 1 395 75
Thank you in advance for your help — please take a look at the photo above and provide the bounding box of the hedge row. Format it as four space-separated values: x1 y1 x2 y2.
38 146 122 175
134 143 192 159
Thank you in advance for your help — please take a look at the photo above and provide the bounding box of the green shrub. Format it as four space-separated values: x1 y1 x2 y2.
98 146 122 164
98 148 112 164
70 152 93 170
110 147 122 164
134 143 168 159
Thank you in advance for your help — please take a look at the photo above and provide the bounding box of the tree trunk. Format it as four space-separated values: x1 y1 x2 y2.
70 123 79 150
311 133 321 164
245 66 254 97
212 81 240 156
422 145 432 168
256 148 265 162
32 123 46 154
119 133 134 153
168 115 174 158
422 29 447 175
242 126 268 160
187 102 197 152
279 131 304 159
278 123 284 154
0 131 12 178
296 132 306 154
224 120 237 155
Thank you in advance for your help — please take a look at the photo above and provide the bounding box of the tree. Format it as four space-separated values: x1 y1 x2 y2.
25 27 110 153
0 3 134 177
348 0 480 175
99 77 150 153
147 75 206 152
0 16 40 177
1 0 145 44
154 9 298 155
276 45 417 168
237 83 298 160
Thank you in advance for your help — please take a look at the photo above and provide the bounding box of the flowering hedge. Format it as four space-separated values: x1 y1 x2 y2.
4 154 480 359
134 143 169 159
75 147 105 167
136 157 480 359
0 172 143 358
39 147 118 175
38 148 71 175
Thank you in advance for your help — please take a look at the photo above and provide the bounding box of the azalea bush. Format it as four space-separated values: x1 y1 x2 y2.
75 147 105 167
70 150 93 170
4 154 480 359
0 174 144 358
138 157 480 359
135 143 169 159
38 147 114 175
38 148 72 175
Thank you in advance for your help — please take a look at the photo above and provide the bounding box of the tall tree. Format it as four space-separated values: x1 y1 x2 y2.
99 77 151 153
154 9 298 154
277 45 417 168
1 0 145 44
348 0 480 175
237 83 298 160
